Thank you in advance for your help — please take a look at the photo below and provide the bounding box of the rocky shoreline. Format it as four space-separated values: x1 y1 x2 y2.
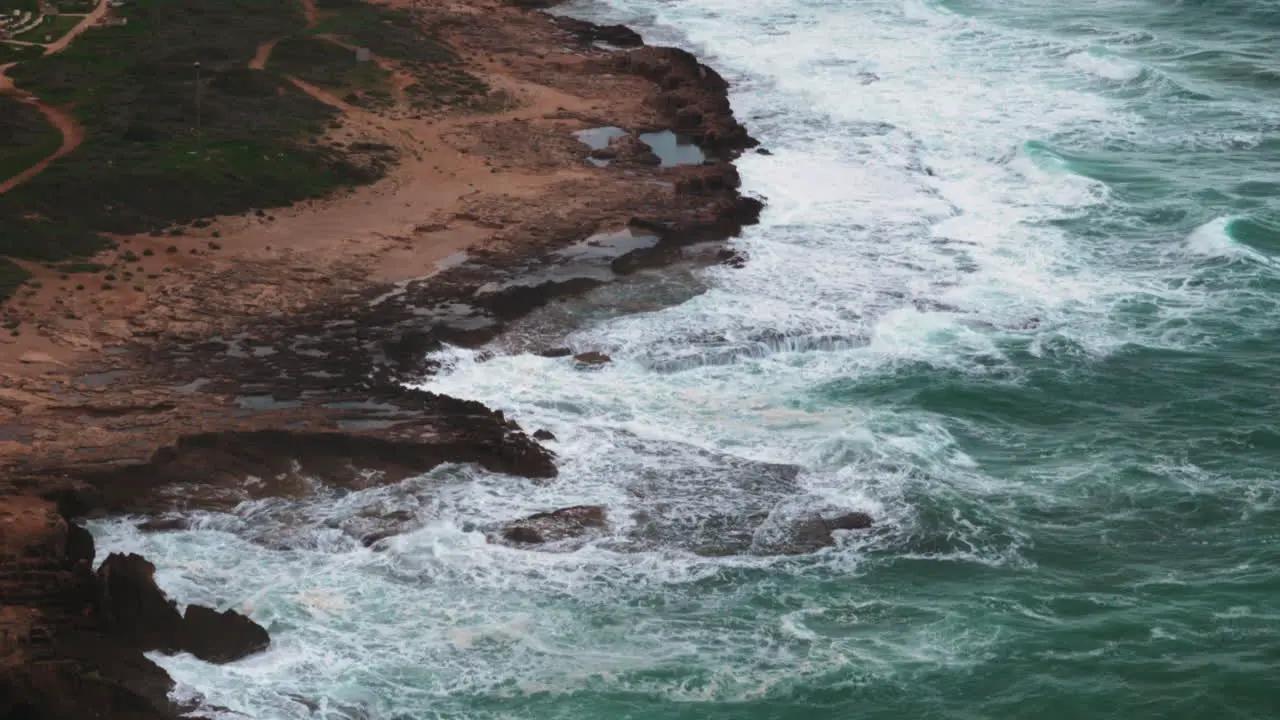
0 1 775 716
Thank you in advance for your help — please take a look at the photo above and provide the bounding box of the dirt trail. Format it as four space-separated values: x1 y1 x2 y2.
0 0 105 193
301 0 318 29
251 0 316 71
42 0 110 56
0 97 84 195
249 38 279 70
287 75 358 114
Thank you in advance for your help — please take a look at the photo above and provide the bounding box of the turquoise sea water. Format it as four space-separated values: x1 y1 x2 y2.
92 0 1280 717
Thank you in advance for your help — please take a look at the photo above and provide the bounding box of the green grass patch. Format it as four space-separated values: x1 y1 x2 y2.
268 34 391 105
312 5 456 65
0 0 478 304
310 2 488 108
54 0 97 12
0 95 61 181
14 12 79 42
0 0 39 12
0 0 381 273
0 258 33 303
0 41 44 63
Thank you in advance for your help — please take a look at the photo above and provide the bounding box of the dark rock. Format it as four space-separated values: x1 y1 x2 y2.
532 429 557 441
82 420 558 515
95 553 270 663
573 351 612 366
716 248 747 268
553 16 643 47
95 553 186 655
65 522 95 567
182 605 270 663
501 506 608 545
827 511 874 531
755 148 773 155
775 512 875 555
614 47 759 155
136 517 189 533
536 347 573 358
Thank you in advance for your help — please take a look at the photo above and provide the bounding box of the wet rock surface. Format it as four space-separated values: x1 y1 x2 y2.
500 505 609 544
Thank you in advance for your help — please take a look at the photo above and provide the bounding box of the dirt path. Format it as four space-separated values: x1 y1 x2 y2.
0 97 84 195
0 0 104 193
249 38 279 70
301 0 318 29
251 0 316 71
41 0 110 56
287 75 357 114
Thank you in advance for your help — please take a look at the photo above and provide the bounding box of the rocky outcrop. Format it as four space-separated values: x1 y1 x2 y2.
573 351 612 366
96 553 270 663
501 505 608 544
553 16 643 47
1 499 239 720
70 391 557 515
613 46 759 155
182 605 271 663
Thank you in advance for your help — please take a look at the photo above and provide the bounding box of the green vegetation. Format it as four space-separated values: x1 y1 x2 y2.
0 0 40 12
268 34 392 108
0 0 480 303
55 0 97 11
0 0 379 272
311 2 487 110
0 95 61 181
13 12 78 42
0 259 32 303
0 41 45 63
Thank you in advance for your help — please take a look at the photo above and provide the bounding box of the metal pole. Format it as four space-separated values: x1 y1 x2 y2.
193 60 201 152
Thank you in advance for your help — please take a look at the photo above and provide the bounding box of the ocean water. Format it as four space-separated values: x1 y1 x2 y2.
90 0 1280 717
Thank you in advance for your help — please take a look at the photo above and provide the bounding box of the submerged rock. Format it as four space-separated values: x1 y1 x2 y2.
136 517 189 533
768 512 875 556
501 505 608 545
532 429 557 441
536 347 574 358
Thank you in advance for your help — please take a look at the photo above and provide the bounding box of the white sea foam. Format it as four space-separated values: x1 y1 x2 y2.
1067 50 1144 82
1183 216 1275 266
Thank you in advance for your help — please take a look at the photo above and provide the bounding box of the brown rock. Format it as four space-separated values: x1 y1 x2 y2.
573 351 611 366
18 351 63 365
501 505 608 544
